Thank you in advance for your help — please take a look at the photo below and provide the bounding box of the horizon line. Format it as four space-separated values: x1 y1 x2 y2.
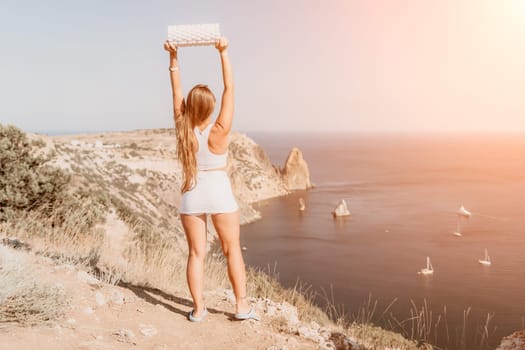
30 127 525 137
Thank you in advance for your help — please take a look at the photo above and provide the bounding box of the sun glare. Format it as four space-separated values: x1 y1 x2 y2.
506 0 525 18
486 0 525 36
514 0 525 10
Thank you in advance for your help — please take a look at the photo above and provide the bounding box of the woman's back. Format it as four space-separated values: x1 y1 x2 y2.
194 123 228 170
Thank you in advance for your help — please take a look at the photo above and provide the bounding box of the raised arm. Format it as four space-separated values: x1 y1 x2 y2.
164 41 184 123
214 37 234 135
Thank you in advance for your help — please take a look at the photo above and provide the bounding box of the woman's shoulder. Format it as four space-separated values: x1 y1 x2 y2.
208 122 230 151
210 121 230 137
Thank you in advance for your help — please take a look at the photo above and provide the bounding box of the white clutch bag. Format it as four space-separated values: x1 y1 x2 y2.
167 23 221 47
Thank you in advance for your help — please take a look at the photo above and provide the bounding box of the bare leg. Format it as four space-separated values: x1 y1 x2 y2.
212 211 251 314
181 214 207 318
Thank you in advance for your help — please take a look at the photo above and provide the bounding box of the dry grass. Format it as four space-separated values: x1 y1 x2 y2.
0 246 70 327
0 209 105 266
119 235 190 293
92 265 124 286
245 263 332 326
380 299 498 350
319 294 499 350
347 323 427 350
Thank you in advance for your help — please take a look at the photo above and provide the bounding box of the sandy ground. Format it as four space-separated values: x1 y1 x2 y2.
0 254 318 350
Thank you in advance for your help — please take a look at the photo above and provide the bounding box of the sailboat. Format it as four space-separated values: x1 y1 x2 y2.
453 205 471 236
418 256 434 275
457 205 472 217
478 248 491 266
453 218 463 237
332 199 351 217
299 198 306 211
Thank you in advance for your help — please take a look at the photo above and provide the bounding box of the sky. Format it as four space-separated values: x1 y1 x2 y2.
0 0 524 134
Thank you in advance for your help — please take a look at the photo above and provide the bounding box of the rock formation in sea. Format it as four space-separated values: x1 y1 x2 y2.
280 147 313 190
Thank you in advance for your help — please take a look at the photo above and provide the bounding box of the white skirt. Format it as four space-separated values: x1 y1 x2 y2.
180 170 239 215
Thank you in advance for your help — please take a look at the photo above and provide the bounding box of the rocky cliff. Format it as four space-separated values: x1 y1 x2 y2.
280 147 313 190
228 132 289 204
45 129 309 237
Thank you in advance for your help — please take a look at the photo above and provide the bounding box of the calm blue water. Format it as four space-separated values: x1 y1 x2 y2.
240 133 525 349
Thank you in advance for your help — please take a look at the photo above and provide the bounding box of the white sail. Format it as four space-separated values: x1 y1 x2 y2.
419 256 434 275
299 198 306 211
453 205 470 235
457 205 472 217
453 217 463 236
333 199 351 217
479 248 491 266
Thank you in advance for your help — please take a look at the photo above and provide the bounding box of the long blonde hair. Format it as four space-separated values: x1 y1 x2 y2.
176 84 216 193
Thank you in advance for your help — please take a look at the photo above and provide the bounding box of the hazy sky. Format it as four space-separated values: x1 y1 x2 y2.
1 0 524 133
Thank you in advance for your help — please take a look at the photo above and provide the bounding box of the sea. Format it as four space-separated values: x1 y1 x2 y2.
239 132 525 350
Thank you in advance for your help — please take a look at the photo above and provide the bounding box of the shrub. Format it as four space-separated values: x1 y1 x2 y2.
0 125 69 221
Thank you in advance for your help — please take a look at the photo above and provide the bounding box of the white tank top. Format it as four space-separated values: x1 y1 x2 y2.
194 123 228 170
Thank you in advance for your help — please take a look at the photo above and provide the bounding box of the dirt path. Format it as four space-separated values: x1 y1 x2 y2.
0 255 319 350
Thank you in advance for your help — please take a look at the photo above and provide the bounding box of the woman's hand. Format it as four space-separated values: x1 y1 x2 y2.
215 37 229 53
164 41 177 55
